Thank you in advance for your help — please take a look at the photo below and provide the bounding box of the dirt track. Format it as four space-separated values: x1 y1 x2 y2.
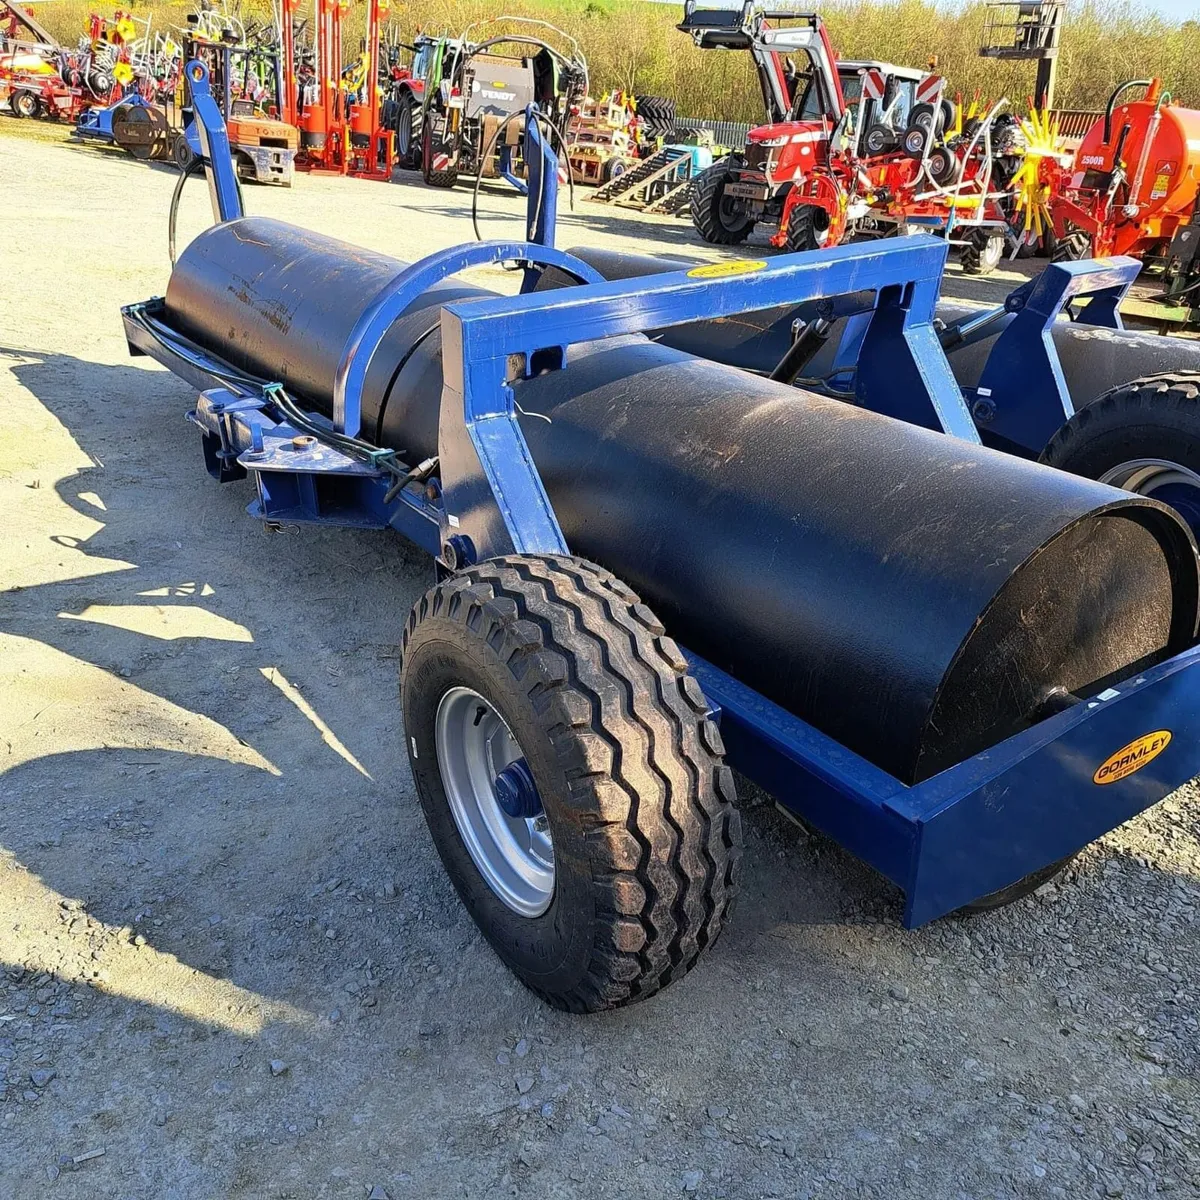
2 128 1199 1200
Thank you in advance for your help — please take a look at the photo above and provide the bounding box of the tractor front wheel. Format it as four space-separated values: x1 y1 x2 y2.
1040 373 1200 537
784 203 834 253
691 162 755 245
395 93 423 169
960 229 1006 275
400 554 741 1013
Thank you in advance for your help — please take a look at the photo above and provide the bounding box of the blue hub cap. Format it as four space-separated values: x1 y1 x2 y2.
494 758 543 820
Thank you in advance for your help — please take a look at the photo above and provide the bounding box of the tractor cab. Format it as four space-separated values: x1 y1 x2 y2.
836 60 926 154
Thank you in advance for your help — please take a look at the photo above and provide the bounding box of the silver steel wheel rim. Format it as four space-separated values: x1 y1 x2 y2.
434 687 554 917
1099 457 1200 499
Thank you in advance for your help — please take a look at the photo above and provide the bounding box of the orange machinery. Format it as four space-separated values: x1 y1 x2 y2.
283 0 393 180
1048 79 1200 259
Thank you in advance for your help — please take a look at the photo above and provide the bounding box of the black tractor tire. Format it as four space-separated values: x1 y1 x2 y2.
11 89 39 119
960 228 1006 275
395 92 423 169
634 93 676 140
956 856 1075 915
400 555 741 1013
784 203 833 253
421 124 458 188
1039 373 1200 535
691 161 755 245
1052 229 1092 262
172 132 195 170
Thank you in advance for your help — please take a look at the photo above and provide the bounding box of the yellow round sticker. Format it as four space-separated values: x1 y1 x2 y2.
1093 730 1172 785
687 260 768 279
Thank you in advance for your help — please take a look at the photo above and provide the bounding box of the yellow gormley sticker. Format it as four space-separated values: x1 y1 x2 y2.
1093 731 1171 785
687 260 768 279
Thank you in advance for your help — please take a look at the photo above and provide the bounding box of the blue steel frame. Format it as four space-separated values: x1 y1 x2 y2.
124 64 1200 926
966 257 1139 452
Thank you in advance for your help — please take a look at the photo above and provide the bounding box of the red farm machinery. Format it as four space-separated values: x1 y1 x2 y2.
682 1 1024 273
282 0 394 181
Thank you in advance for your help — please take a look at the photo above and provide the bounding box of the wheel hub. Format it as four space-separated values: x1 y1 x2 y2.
434 687 554 917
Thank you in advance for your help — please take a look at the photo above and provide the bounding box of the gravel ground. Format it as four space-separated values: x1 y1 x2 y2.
1 128 1199 1200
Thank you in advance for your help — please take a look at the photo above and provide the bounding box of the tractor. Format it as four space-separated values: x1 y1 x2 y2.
683 1 1015 273
408 19 586 189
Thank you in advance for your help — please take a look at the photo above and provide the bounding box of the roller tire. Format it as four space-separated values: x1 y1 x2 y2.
421 125 458 188
401 554 741 1013
1040 373 1200 535
960 229 1005 275
956 856 1075 915
691 161 754 245
1052 229 1092 262
784 203 834 253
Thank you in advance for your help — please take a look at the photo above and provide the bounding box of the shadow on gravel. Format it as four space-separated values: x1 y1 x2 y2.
0 343 916 1008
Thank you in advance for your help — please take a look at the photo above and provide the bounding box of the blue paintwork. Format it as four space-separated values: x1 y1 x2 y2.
74 91 154 142
182 60 243 222
332 242 603 438
437 234 972 564
962 257 1140 453
123 74 1200 925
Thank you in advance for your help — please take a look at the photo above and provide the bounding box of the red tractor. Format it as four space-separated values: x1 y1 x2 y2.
683 1 1016 272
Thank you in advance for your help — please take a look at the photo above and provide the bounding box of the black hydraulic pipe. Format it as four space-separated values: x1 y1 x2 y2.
1103 80 1152 145
770 314 834 384
164 218 1200 784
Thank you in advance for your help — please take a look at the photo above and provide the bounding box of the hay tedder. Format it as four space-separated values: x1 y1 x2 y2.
125 60 1200 1013
683 1 1021 273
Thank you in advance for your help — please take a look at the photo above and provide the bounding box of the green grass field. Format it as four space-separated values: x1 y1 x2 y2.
26 0 1200 121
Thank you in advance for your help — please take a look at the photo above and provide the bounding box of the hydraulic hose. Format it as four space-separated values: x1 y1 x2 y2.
168 152 245 266
470 106 575 244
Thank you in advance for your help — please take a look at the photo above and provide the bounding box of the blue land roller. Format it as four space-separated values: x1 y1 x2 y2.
123 62 1200 1012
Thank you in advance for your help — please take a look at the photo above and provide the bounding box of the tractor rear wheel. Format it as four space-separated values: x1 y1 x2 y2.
1040 373 1200 537
400 554 741 1013
395 93 423 169
784 203 834 253
1052 229 1092 261
421 124 458 188
691 162 755 245
11 89 39 119
960 229 1005 275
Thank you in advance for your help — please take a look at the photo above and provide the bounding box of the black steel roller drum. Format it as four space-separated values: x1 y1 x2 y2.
165 218 1200 784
